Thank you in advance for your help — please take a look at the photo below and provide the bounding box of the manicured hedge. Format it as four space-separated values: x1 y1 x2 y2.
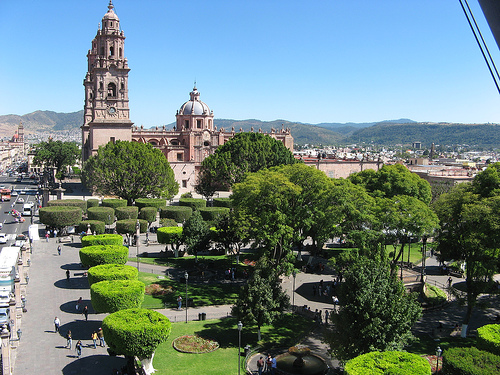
442 347 500 375
102 308 171 358
344 351 431 375
139 207 157 223
39 206 82 228
86 198 100 209
88 264 139 286
90 279 145 313
159 206 192 222
157 226 183 244
159 218 177 227
47 199 87 213
87 206 115 224
115 206 139 220
102 198 127 209
116 219 148 234
78 220 105 235
81 234 123 247
478 324 500 356
79 245 129 267
179 198 206 210
135 198 167 209
213 197 232 208
198 207 230 221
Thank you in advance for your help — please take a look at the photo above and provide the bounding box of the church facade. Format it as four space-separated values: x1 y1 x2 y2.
82 2 293 191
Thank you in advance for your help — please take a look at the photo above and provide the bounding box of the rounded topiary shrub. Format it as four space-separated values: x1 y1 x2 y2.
39 206 82 228
91 279 145 313
79 245 129 267
115 206 139 221
78 220 105 235
102 198 127 209
102 308 171 359
88 264 139 286
344 351 431 375
157 226 183 245
135 198 167 210
87 206 115 224
116 219 148 234
443 347 500 375
86 198 100 209
160 218 177 227
139 206 157 224
160 206 192 222
478 324 500 356
81 234 123 247
179 198 206 210
47 199 87 213
213 197 232 208
198 207 230 222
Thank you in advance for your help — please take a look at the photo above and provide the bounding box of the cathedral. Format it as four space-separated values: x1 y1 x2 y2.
82 1 293 191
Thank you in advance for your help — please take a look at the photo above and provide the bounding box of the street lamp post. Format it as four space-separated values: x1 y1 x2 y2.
135 220 140 272
292 270 297 311
184 271 189 323
237 321 243 375
436 346 442 374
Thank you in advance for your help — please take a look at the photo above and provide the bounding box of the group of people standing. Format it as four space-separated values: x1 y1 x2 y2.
256 354 277 375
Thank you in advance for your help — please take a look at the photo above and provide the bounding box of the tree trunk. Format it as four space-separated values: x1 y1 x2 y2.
257 326 262 341
139 352 155 374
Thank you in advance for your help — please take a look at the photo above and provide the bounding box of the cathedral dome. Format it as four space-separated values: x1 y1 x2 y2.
103 1 119 21
179 87 211 116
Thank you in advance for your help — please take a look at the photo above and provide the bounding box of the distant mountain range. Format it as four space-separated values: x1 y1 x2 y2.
0 110 499 149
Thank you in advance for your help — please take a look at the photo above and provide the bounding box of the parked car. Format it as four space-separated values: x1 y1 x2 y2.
0 292 10 308
0 234 7 244
0 308 10 326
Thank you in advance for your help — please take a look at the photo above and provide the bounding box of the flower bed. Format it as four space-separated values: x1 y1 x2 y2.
172 335 220 354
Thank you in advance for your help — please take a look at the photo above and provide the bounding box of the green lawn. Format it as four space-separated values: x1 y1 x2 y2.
138 272 241 309
151 314 314 375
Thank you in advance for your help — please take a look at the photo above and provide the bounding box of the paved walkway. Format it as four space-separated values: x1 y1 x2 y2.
13 230 500 374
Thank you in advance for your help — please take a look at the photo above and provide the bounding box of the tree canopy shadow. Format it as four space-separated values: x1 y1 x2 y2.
54 277 89 290
60 299 94 314
61 263 85 270
58 320 103 341
295 282 337 304
62 354 126 375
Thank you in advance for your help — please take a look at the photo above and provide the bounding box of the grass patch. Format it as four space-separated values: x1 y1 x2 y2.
152 315 313 374
138 272 241 309
405 335 477 356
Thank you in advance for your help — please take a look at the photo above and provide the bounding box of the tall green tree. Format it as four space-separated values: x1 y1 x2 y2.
82 141 179 204
232 169 301 270
33 139 80 181
433 183 500 335
195 132 298 196
231 258 290 341
349 164 432 205
182 210 210 261
327 257 421 363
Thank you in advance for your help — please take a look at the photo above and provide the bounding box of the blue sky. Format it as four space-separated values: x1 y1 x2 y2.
1 0 500 127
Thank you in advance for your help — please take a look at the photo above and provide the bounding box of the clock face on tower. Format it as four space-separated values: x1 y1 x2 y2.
108 106 117 115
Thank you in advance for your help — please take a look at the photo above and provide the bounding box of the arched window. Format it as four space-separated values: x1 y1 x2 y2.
171 140 179 145
119 48 123 58
121 82 124 90
149 141 157 146
100 46 105 56
107 83 117 97
203 141 210 147
109 46 114 56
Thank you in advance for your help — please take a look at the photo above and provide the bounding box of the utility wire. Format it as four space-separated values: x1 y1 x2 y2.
459 0 500 95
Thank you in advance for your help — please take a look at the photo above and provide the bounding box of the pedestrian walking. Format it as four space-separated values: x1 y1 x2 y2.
57 245 61 255
97 327 105 347
271 355 277 375
91 331 98 349
83 305 89 321
45 232 49 242
266 355 272 374
66 330 72 349
325 310 329 325
177 295 182 310
76 297 82 311
66 269 70 281
54 317 61 332
76 340 82 358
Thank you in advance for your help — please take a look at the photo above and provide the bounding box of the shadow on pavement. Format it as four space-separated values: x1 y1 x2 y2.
54 278 89 290
61 263 85 270
295 282 337 305
60 299 94 314
62 354 126 375
59 320 103 341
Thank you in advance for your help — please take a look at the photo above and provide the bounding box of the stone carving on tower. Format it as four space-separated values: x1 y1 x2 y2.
81 0 133 162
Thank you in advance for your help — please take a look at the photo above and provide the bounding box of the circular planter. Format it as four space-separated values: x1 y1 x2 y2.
172 335 219 354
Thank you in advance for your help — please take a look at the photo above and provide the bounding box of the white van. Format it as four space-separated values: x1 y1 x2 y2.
23 203 34 216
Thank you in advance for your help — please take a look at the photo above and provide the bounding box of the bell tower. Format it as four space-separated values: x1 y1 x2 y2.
82 0 132 162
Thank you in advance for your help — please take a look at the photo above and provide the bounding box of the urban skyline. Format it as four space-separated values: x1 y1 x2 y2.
1 1 500 128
